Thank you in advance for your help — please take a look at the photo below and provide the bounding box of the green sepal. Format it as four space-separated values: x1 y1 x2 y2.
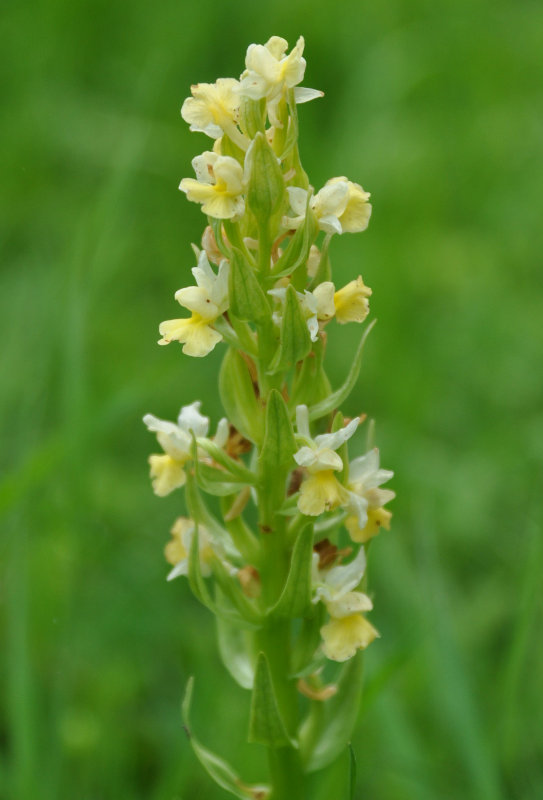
182 678 269 800
308 745 356 800
308 320 377 421
271 524 314 618
291 605 326 678
197 439 257 485
300 653 364 772
219 348 263 444
229 247 270 322
216 599 256 690
248 652 294 748
268 285 312 374
245 132 286 224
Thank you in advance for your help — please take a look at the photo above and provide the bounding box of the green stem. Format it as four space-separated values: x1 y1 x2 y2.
257 512 306 799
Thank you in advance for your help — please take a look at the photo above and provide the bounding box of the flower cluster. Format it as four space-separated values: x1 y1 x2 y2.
144 35 394 798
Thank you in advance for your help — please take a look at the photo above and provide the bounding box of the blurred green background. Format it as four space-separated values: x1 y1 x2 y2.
2 0 542 797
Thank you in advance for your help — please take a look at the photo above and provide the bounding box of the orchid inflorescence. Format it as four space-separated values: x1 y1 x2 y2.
144 35 394 800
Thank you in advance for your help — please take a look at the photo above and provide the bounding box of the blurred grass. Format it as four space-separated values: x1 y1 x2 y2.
1 0 543 798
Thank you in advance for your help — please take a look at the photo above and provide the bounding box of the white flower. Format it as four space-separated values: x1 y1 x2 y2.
158 251 230 357
180 151 245 220
285 177 371 235
240 36 322 126
293 405 359 516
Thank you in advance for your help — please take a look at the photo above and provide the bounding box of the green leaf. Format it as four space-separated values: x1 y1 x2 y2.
249 653 293 747
182 678 269 800
259 389 296 471
268 285 312 374
300 653 364 772
229 247 270 322
308 320 377 421
216 604 256 690
271 524 314 618
219 348 263 444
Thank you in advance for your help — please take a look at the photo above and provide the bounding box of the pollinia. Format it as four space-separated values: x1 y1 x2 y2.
144 35 395 800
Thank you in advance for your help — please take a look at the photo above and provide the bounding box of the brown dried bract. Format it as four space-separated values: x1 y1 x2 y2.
314 538 353 569
225 424 253 458
287 467 304 496
237 565 261 599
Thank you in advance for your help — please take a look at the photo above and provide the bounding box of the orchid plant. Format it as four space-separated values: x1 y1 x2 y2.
144 35 394 800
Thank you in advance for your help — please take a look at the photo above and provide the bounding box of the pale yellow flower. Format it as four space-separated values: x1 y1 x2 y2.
286 178 371 235
326 177 372 233
240 36 322 126
294 405 358 516
165 517 215 580
298 470 347 516
343 449 395 540
148 454 186 497
158 252 229 357
333 276 372 324
320 614 379 661
311 548 379 661
345 507 392 544
143 402 210 496
181 79 249 150
180 151 245 219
